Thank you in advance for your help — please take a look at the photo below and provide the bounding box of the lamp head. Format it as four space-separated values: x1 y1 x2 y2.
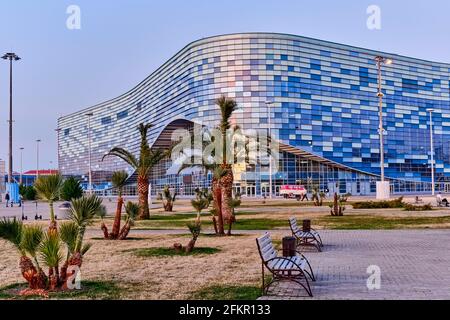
2 52 21 61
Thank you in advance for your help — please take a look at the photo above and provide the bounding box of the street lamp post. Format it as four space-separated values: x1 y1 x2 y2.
375 56 392 199
86 113 93 193
19 147 24 185
265 101 274 199
2 53 21 184
427 108 436 195
55 128 61 172
36 140 41 180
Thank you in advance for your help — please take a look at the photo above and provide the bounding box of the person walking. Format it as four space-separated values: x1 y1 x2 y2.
18 194 23 207
5 192 10 207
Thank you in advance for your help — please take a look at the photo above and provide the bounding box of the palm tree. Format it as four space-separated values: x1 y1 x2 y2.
34 174 64 230
68 194 103 254
110 170 129 238
118 201 140 240
178 130 226 235
103 123 170 220
0 195 101 291
216 96 238 233
162 185 177 212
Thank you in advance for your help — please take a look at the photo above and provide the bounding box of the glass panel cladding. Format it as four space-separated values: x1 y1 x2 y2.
58 33 450 195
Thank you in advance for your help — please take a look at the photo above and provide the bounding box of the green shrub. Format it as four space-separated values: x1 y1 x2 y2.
19 185 37 201
19 184 26 196
61 177 83 201
352 197 405 209
403 203 433 211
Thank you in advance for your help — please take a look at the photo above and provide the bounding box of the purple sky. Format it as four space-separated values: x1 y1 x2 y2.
0 0 449 171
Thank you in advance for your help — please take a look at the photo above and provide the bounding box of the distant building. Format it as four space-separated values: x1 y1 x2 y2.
3 170 59 187
58 33 450 196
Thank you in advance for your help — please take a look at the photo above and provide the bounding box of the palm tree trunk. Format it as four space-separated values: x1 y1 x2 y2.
118 222 131 240
111 194 124 239
49 201 57 231
212 178 224 235
101 221 109 239
220 165 234 233
138 175 150 219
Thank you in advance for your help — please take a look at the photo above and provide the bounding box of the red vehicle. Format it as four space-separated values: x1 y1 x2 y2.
280 185 308 200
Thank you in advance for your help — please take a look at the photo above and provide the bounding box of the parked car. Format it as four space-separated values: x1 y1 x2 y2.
280 185 308 200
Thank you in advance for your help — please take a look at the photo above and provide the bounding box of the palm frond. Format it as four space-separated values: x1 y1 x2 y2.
111 170 129 191
39 232 63 268
187 221 202 238
20 225 44 258
216 95 238 132
102 147 139 169
124 202 140 222
0 218 23 251
69 194 104 227
191 198 209 213
140 148 169 177
96 205 108 219
59 221 78 255
81 243 92 256
213 166 229 180
34 174 63 202
69 195 102 253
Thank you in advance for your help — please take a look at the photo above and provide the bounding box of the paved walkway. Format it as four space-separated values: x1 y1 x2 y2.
259 230 450 300
0 199 160 220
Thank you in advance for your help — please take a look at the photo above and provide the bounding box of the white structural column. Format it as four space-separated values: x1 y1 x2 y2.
427 108 435 195
265 101 273 199
375 56 392 200
86 112 93 193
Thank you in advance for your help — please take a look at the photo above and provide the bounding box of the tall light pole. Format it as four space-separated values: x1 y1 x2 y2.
55 128 61 172
427 108 436 195
19 147 24 185
2 53 21 184
36 139 41 180
265 101 273 199
86 112 93 193
375 56 392 199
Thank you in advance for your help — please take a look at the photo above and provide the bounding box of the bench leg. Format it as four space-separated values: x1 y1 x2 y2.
296 252 316 282
299 238 322 252
289 277 313 297
261 263 265 295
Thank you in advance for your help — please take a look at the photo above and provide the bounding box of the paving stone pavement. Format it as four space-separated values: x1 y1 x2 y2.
259 230 450 300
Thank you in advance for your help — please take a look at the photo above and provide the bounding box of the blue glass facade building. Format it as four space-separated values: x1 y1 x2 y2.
58 33 450 196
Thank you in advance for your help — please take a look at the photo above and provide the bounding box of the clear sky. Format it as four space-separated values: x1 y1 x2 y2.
0 0 449 171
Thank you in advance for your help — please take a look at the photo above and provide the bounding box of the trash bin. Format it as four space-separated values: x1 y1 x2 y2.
282 236 296 257
303 219 311 232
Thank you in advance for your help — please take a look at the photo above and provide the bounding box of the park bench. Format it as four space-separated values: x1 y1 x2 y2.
415 196 423 204
256 233 315 297
437 198 450 207
289 217 323 252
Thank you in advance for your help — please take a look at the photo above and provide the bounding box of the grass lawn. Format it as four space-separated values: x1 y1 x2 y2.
191 284 261 300
316 215 450 230
0 281 122 300
132 209 450 231
127 247 221 257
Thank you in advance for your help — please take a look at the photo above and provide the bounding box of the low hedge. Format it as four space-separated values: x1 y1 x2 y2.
403 203 433 211
352 197 405 209
352 197 433 211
